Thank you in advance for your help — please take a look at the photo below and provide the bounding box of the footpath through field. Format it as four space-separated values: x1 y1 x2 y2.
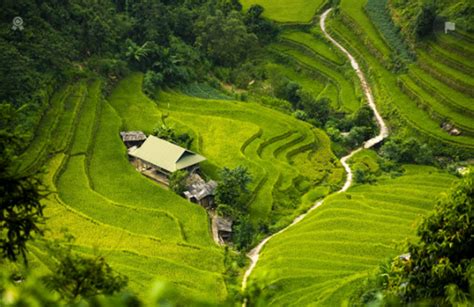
241 7 389 293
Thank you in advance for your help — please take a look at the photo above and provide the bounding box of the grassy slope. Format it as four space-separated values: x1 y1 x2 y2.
240 0 326 23
281 31 346 65
250 158 457 305
327 10 474 150
108 73 343 228
337 0 474 147
265 62 327 100
22 80 227 302
270 41 360 112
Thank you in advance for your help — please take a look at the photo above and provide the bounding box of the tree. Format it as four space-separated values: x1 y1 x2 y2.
0 104 44 263
380 137 433 164
169 170 188 195
298 90 331 124
44 236 128 301
344 126 371 148
413 3 436 40
195 10 258 67
354 168 375 184
215 166 252 213
125 39 152 68
382 173 474 305
233 216 255 250
244 4 280 43
352 105 376 129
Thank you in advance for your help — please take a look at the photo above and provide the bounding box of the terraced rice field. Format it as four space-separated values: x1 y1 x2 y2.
20 80 227 302
18 71 344 299
325 3 474 151
249 162 458 305
269 30 361 112
109 73 344 228
241 0 326 23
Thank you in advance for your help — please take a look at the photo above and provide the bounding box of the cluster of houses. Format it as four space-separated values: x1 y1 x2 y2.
120 131 232 243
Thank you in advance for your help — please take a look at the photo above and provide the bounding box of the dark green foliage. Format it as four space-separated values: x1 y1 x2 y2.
382 173 474 305
344 126 372 148
353 168 376 184
245 5 280 44
152 124 193 149
1 0 275 151
195 10 258 67
143 70 164 98
381 137 434 164
169 170 188 195
271 74 301 105
413 3 437 40
0 174 43 263
232 216 255 250
292 110 309 121
215 166 252 214
0 105 44 263
297 90 331 125
352 105 377 129
365 0 414 65
216 204 236 219
44 236 128 301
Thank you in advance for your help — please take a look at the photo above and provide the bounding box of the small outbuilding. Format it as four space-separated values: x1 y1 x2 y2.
129 135 206 177
120 131 147 148
215 217 233 242
184 178 218 208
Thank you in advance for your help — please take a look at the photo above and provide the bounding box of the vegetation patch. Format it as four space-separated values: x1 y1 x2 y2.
248 165 458 306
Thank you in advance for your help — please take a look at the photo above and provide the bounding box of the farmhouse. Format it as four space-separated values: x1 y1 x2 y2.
129 136 206 181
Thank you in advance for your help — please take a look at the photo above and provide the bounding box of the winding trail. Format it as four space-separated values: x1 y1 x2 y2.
241 8 389 293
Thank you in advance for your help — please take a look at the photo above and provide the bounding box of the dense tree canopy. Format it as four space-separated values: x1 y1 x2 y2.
0 0 269 148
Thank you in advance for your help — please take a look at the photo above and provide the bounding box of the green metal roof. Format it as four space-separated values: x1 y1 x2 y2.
129 136 206 172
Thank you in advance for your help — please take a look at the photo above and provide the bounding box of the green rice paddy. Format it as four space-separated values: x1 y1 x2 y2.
249 160 458 305
13 0 472 303
19 71 343 300
20 80 228 302
109 73 344 227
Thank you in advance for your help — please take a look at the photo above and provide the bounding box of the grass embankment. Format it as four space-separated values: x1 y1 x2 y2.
22 80 228 303
240 0 326 24
249 154 458 306
109 73 344 230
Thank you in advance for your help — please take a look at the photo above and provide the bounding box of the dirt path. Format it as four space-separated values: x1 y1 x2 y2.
241 8 389 293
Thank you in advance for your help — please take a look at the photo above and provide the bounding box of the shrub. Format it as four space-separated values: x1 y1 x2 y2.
169 170 188 195
380 137 434 164
44 236 128 301
232 216 255 250
354 168 376 184
216 204 236 219
143 70 164 98
292 110 308 121
152 124 193 149
215 166 252 214
413 4 436 40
